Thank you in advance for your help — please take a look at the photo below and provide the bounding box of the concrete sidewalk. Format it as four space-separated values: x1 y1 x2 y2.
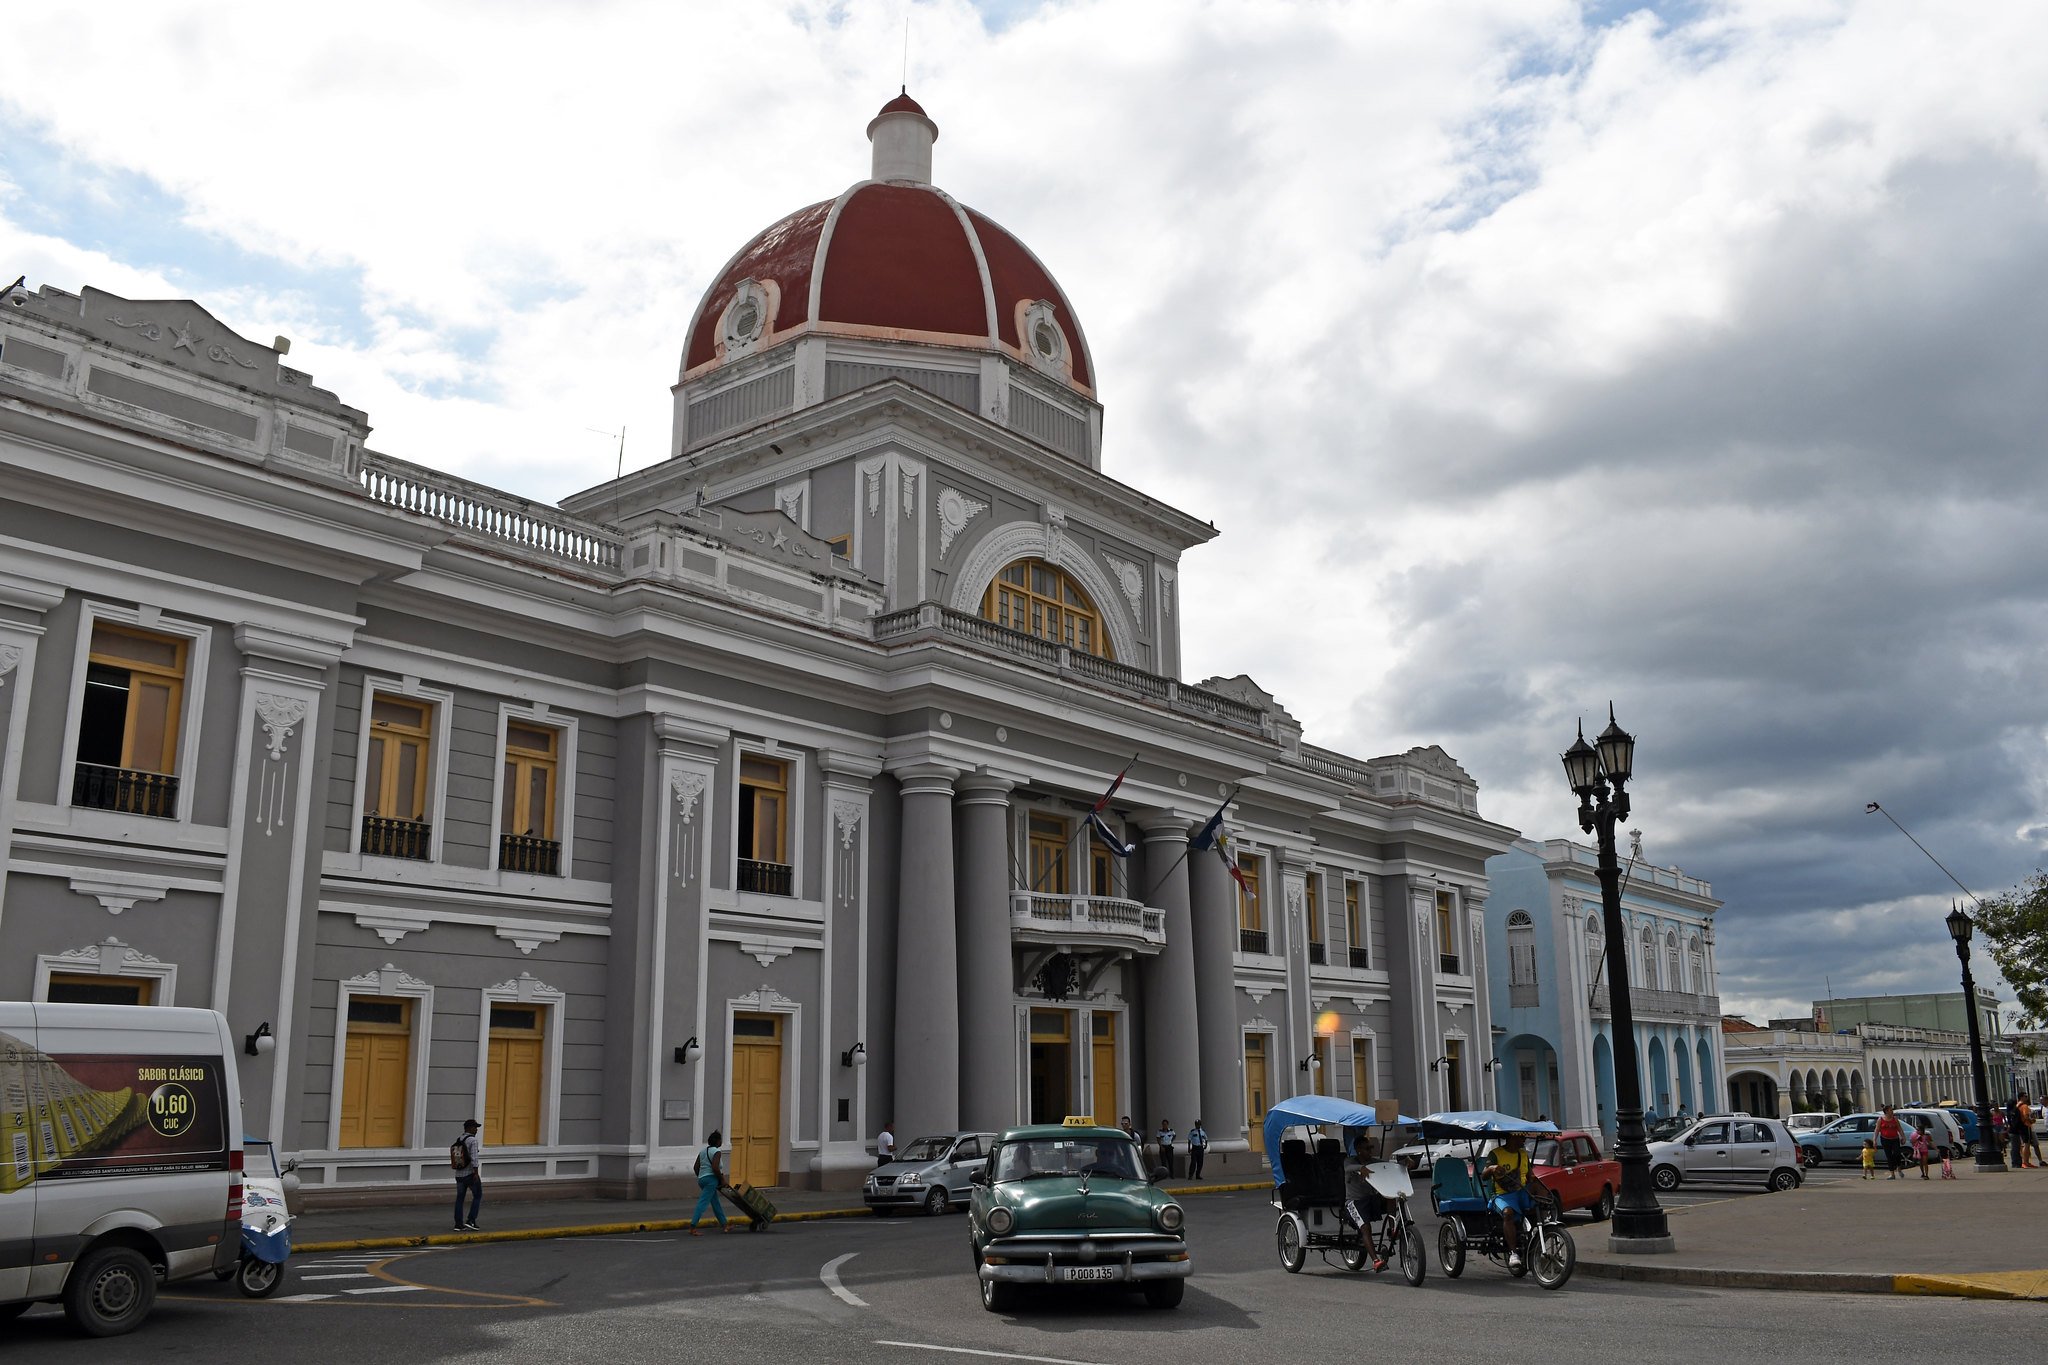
1573 1162 2048 1300
294 1179 1266 1253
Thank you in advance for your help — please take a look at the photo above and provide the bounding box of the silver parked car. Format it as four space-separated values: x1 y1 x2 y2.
1647 1117 1804 1192
864 1131 995 1216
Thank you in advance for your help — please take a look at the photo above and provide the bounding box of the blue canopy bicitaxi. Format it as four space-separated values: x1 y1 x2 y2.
1413 1109 1562 1144
1264 1094 1421 1188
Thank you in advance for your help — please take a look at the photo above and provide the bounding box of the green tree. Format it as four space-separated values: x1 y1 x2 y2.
1975 872 2048 1028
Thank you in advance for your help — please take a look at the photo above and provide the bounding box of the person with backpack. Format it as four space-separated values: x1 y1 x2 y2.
452 1119 483 1231
689 1131 728 1236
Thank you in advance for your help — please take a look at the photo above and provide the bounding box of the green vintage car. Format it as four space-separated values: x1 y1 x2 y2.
967 1119 1190 1311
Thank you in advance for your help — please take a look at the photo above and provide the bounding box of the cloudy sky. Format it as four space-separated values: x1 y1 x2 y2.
7 1 2047 1024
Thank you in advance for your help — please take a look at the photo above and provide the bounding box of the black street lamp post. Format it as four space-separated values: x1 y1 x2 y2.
1944 904 2008 1172
1563 705 1674 1251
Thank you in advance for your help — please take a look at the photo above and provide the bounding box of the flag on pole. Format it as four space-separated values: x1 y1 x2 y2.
1090 753 1139 815
1190 789 1232 853
1087 809 1135 858
1215 828 1254 900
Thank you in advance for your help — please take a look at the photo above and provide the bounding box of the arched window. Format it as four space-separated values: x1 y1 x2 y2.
1586 913 1604 982
1688 934 1705 994
1666 930 1682 996
982 559 1109 658
1506 910 1538 1006
1639 923 1658 989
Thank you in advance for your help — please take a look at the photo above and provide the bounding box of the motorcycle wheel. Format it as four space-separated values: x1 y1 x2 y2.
237 1257 287 1298
1532 1223 1577 1290
1398 1222 1426 1286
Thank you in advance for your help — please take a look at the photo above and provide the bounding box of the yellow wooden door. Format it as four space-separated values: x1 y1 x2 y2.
340 1032 410 1148
1090 1014 1117 1125
486 1037 543 1146
1245 1035 1269 1154
730 1014 783 1188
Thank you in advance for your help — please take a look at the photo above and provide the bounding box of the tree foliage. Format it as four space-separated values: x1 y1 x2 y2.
1976 871 2048 1028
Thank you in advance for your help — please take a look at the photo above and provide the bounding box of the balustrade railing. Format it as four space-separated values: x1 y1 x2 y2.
499 833 562 876
1308 942 1326 965
739 859 795 896
1439 953 1463 975
1589 984 1722 1017
1348 947 1373 969
1010 893 1164 945
1240 928 1270 954
72 764 178 819
360 453 623 570
362 815 432 860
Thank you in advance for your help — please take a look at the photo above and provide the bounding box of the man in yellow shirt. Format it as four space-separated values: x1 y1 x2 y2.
1481 1132 1536 1271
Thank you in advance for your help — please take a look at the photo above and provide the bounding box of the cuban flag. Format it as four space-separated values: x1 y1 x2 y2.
1085 754 1138 857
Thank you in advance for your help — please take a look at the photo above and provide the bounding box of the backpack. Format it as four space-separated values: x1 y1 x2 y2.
451 1136 471 1171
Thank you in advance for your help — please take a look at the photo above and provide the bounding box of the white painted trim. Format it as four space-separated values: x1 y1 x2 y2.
325 966 435 1153
59 601 214 825
473 973 569 1152
0 619 45 939
945 519 1142 664
348 676 454 861
487 702 579 877
318 899 612 940
34 938 179 1005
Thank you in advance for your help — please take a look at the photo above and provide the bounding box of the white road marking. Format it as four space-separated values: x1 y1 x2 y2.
298 1273 375 1281
271 1294 331 1303
342 1285 424 1295
873 1344 1112 1365
820 1252 868 1307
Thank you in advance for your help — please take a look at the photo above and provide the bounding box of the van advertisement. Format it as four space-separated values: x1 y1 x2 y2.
1 1031 229 1193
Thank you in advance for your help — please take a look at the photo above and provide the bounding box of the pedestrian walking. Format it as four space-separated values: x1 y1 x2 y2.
689 1130 729 1235
1187 1120 1208 1181
1910 1124 1931 1179
1156 1119 1176 1179
1860 1140 1876 1179
1940 1146 1956 1179
2019 1092 2042 1167
1119 1114 1138 1141
1877 1106 1905 1178
2005 1096 2030 1168
876 1121 895 1169
451 1119 484 1230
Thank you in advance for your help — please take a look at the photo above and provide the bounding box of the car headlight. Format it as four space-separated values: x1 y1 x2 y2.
988 1207 1015 1235
898 1172 922 1185
1157 1204 1184 1233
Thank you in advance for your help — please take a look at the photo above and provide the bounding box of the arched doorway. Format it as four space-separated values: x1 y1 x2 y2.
1675 1043 1694 1118
1593 1034 1617 1142
1646 1036 1670 1116
1728 1069 1779 1118
1499 1032 1561 1121
1697 1038 1714 1115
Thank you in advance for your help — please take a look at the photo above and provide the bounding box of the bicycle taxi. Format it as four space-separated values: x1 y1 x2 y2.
1418 1109 1576 1289
1266 1094 1428 1286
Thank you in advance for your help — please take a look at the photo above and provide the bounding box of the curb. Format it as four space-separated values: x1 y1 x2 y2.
297 1181 1269 1254
1579 1259 2048 1301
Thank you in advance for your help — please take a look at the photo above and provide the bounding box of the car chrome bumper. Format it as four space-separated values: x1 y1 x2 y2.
979 1259 1191 1284
978 1235 1191 1284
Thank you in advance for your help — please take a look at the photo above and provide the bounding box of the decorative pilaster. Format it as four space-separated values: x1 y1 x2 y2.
893 762 961 1137
1407 882 1441 1110
649 715 726 1183
815 747 881 1190
956 771 1018 1130
0 571 61 942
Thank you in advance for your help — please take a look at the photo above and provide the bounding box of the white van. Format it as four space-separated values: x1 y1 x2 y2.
2 1003 243 1336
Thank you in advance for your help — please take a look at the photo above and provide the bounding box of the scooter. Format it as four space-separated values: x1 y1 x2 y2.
230 1138 295 1297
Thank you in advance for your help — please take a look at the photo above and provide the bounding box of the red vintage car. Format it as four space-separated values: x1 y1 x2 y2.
1530 1130 1620 1221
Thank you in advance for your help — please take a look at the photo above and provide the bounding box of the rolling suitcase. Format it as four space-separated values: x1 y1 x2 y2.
725 1181 777 1230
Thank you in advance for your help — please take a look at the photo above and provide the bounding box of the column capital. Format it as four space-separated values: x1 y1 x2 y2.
820 747 885 782
0 569 65 614
654 713 729 756
1275 845 1316 873
234 622 347 673
955 769 1017 805
892 761 961 797
1134 811 1195 842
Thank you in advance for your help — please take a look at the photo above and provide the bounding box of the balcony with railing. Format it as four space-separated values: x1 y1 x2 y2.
1348 947 1372 969
1010 892 1166 952
72 764 179 819
872 604 1266 735
498 833 562 876
1589 983 1722 1019
1439 952 1462 975
739 859 795 896
362 815 432 860
1307 942 1326 965
1239 928 1270 955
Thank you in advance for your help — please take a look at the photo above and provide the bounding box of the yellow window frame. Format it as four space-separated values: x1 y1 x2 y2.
86 623 188 774
46 971 154 1006
501 721 560 840
981 559 1111 659
1306 874 1322 944
1238 854 1263 932
365 695 434 822
1345 882 1364 954
1028 813 1070 895
740 755 790 864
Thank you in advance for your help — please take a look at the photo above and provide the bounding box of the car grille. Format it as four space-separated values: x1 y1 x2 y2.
873 1176 894 1186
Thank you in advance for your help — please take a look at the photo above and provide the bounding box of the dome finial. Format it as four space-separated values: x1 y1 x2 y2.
868 91 937 184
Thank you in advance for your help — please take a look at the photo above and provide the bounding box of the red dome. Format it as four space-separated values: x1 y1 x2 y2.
683 182 1093 392
876 90 927 118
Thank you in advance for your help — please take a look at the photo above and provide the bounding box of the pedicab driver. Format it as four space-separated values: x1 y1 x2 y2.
1481 1131 1536 1272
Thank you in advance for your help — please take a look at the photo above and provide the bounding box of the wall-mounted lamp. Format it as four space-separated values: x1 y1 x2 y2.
244 1022 274 1057
1298 1051 1322 1074
1428 1055 1452 1073
673 1037 702 1065
841 1041 867 1069
1481 1058 1502 1074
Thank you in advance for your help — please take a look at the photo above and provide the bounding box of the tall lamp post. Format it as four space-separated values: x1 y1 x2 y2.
1944 904 2008 1172
1563 705 1673 1251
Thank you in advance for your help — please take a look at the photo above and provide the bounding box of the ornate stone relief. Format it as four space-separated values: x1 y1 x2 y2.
108 315 261 369
485 971 563 1003
1101 553 1144 617
341 963 431 995
254 693 308 761
901 468 919 516
1044 507 1068 562
253 692 311 838
859 461 884 516
51 936 162 972
734 983 797 1011
1157 566 1177 620
69 875 168 916
937 487 987 555
0 643 20 687
669 770 710 885
495 925 562 956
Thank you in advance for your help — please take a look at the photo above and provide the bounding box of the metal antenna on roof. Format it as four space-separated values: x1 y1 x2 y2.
587 425 626 526
902 13 910 91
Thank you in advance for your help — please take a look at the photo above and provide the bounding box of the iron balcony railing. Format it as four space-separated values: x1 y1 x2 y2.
72 763 179 819
738 859 795 896
499 833 562 876
1348 947 1373 969
1308 942 1326 965
362 815 432 860
1439 953 1463 975
1240 929 1270 954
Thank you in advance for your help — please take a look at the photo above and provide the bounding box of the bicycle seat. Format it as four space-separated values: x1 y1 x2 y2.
1431 1155 1488 1213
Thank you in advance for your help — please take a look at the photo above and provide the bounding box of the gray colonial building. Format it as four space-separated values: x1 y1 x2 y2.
0 95 1516 1201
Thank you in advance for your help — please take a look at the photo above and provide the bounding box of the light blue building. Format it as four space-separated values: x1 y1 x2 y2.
1484 835 1724 1138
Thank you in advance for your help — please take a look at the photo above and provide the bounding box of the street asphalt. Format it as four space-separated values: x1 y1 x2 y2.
4 1173 2042 1360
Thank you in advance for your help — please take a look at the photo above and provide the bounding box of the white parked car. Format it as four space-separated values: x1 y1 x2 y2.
1786 1112 1839 1133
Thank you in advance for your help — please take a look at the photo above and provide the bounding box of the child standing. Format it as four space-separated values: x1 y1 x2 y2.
1860 1140 1877 1179
1940 1146 1956 1180
1910 1125 1932 1179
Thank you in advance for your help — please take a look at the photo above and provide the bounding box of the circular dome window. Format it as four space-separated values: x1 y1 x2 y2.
723 279 771 354
1033 320 1060 359
1022 300 1066 372
733 299 761 339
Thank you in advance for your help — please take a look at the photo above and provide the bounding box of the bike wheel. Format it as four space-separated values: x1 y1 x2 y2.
1276 1214 1306 1273
1531 1223 1577 1290
1398 1222 1426 1286
1436 1218 1465 1278
1339 1244 1367 1272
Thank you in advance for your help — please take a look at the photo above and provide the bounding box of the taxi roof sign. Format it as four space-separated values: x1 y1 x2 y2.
1062 1115 1096 1127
